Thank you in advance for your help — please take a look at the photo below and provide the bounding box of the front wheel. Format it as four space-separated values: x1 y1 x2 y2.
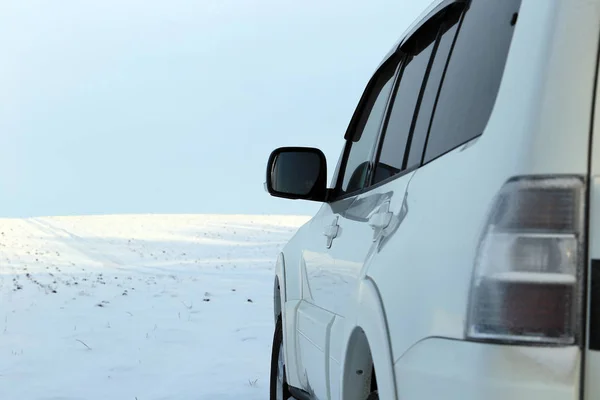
270 317 292 400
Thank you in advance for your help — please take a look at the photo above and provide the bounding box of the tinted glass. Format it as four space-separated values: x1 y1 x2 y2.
406 11 461 167
424 0 522 163
373 25 437 184
271 151 321 196
341 62 397 194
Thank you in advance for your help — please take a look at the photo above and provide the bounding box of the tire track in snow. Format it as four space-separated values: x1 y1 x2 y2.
27 219 176 276
27 218 124 270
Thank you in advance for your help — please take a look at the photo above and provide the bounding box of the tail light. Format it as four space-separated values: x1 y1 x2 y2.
466 176 585 345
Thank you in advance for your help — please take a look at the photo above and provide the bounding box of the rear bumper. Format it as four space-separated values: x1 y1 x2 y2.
394 338 580 400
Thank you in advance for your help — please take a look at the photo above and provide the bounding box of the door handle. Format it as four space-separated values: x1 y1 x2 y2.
369 201 392 242
323 216 339 249
368 202 392 229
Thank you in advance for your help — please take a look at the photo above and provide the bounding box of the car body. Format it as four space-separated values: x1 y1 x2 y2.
266 0 600 399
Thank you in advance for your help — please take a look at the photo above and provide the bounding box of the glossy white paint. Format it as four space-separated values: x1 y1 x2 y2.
278 223 314 389
294 205 337 399
275 252 305 391
296 301 335 398
347 278 399 400
394 339 580 399
283 300 303 389
326 316 344 400
272 0 600 398
522 0 600 176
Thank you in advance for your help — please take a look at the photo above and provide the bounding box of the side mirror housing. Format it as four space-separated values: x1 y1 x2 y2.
265 147 328 202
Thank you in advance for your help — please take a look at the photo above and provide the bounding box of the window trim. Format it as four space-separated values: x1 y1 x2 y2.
331 54 404 201
365 163 419 193
371 8 449 187
342 53 403 143
417 6 468 166
399 0 471 49
367 2 468 189
328 0 471 204
418 0 520 166
399 33 441 170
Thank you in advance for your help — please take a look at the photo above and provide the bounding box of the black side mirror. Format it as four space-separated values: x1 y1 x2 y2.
265 147 328 202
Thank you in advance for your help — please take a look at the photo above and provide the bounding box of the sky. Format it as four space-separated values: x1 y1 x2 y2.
0 0 429 218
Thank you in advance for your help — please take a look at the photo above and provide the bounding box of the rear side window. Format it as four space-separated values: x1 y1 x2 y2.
423 0 522 163
406 8 461 168
372 21 438 184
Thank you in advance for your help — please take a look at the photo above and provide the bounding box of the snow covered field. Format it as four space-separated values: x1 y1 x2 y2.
0 214 310 400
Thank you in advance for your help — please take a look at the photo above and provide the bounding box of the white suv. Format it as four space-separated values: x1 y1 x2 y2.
265 0 600 399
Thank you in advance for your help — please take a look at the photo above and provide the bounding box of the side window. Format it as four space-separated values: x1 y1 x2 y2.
338 59 399 195
405 8 462 168
423 0 522 163
372 14 442 185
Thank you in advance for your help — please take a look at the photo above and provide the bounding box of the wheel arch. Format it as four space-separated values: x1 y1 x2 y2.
341 327 375 400
340 277 397 400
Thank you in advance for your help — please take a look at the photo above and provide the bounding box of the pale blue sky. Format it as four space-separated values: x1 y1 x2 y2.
0 0 428 217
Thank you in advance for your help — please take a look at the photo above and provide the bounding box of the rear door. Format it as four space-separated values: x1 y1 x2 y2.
318 6 466 399
295 12 454 390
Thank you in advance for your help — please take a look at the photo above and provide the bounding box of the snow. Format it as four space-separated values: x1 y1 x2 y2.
0 214 310 400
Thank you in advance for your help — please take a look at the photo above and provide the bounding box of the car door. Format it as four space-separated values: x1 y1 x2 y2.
296 5 463 398
294 51 402 400
322 7 464 399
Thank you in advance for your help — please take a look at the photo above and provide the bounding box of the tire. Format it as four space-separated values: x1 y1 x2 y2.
270 317 292 400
